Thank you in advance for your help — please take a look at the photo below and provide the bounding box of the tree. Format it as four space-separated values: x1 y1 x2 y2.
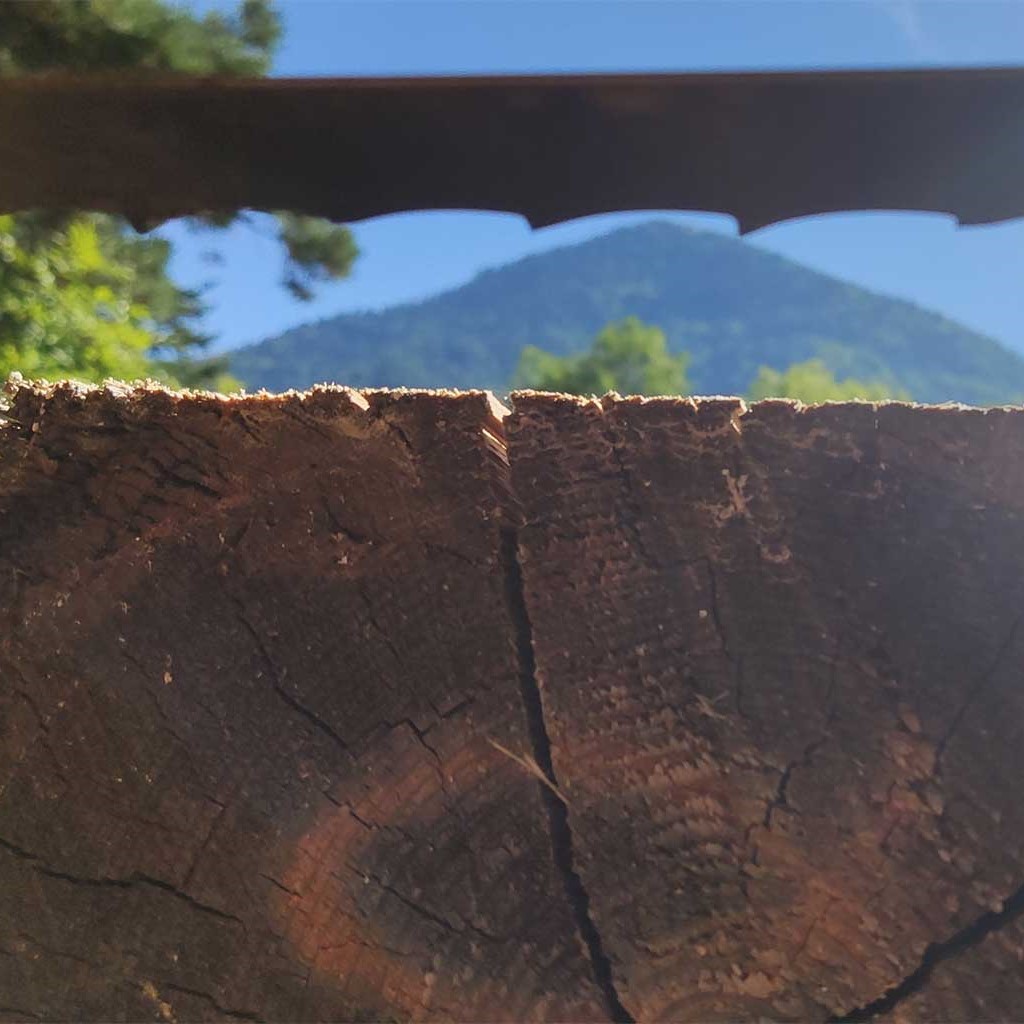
0 0 358 389
0 0 280 76
747 358 907 403
1 214 154 384
0 213 241 390
515 317 691 396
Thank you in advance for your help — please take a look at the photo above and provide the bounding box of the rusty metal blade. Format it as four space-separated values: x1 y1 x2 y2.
1 68 1023 230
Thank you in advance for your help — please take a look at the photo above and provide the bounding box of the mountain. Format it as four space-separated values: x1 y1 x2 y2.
230 221 1024 405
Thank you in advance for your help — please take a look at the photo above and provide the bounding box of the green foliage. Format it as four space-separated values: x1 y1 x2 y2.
747 358 908 402
512 317 902 404
516 317 691 396
1 213 159 382
0 0 357 389
0 0 279 76
231 222 1024 407
0 212 239 390
275 211 361 302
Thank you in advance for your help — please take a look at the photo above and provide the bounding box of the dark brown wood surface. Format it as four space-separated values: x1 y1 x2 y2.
0 381 602 1022
2 68 1024 231
508 394 1024 1021
3 380 1024 1021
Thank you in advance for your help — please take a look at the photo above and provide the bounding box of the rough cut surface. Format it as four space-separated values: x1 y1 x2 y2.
508 393 1024 1022
2 379 1024 1022
0 381 602 1023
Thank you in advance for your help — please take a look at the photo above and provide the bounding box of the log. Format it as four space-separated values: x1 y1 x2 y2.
0 381 602 1022
508 394 1024 1022
2 380 1024 1021
5 70 1024 232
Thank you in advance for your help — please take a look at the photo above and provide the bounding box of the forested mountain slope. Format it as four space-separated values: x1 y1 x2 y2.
231 221 1024 404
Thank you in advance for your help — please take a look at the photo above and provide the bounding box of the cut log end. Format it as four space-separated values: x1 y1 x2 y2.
2 379 1024 1021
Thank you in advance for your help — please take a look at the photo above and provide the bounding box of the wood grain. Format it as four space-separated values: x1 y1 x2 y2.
3 381 1024 1020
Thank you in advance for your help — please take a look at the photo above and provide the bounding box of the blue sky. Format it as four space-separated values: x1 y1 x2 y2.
163 1 1024 355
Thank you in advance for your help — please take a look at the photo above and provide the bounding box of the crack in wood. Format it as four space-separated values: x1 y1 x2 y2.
499 525 635 1024
0 835 244 927
159 981 263 1022
830 878 1024 1021
763 738 826 829
231 603 352 754
933 612 1024 777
